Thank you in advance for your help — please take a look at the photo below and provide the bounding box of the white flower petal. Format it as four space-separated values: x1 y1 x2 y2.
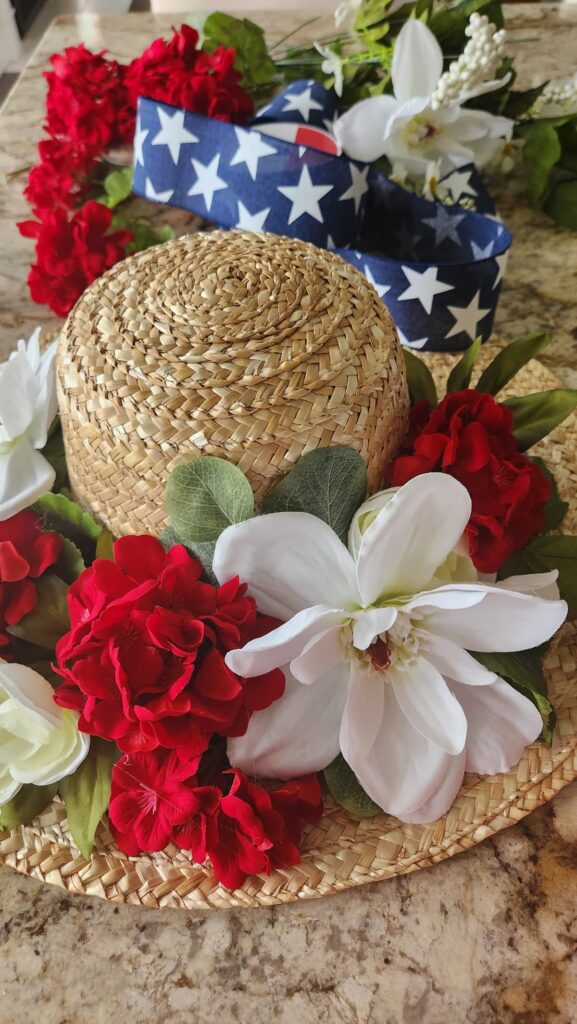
406 586 486 613
225 606 345 678
0 770 22 806
352 607 397 651
424 635 498 686
290 626 343 685
227 664 349 778
340 664 385 765
390 658 467 755
356 474 472 605
13 710 89 787
425 587 567 653
0 436 56 521
348 684 464 817
452 679 542 774
27 339 58 449
395 749 467 824
334 95 399 162
392 20 444 103
497 571 560 601
0 350 35 440
213 511 358 620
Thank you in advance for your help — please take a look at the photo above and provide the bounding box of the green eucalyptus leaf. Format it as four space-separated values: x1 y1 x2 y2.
34 491 102 563
60 739 118 860
160 526 217 584
324 755 381 818
519 120 561 204
501 535 577 615
403 349 437 407
446 337 482 393
471 647 554 743
529 456 568 532
544 179 577 230
504 390 577 450
203 13 276 88
0 783 59 829
7 574 70 650
101 167 134 208
476 331 550 396
262 447 367 544
166 457 254 544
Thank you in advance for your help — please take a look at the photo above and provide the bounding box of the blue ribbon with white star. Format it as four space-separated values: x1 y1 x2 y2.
133 80 511 352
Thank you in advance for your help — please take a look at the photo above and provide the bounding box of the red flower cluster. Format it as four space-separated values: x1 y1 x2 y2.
19 202 134 318
125 25 253 124
390 389 551 573
109 750 323 889
54 535 284 755
0 510 62 647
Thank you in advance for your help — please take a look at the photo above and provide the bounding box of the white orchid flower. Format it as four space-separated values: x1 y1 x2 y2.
214 474 567 824
314 42 344 98
0 328 58 521
334 19 512 175
0 662 89 807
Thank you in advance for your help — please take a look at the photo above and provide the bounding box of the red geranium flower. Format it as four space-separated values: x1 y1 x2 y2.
109 748 219 856
0 510 62 646
19 201 133 317
389 389 551 573
54 536 284 754
125 25 254 124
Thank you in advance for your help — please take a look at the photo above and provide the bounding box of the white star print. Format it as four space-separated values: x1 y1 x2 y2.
339 165 370 214
441 168 478 203
493 252 509 288
151 108 199 165
134 123 148 166
277 166 333 225
187 154 227 212
364 264 390 299
471 240 495 260
144 177 174 203
398 266 453 315
327 234 337 250
446 291 491 341
236 200 270 232
423 206 466 246
282 86 323 122
397 328 428 350
230 128 277 181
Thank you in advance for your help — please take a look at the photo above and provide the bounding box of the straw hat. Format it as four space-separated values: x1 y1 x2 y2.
57 231 409 538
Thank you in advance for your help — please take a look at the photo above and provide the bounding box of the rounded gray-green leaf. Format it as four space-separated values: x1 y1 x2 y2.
165 456 254 543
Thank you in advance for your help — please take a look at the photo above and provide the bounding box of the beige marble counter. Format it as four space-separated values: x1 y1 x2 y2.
2 6 577 1022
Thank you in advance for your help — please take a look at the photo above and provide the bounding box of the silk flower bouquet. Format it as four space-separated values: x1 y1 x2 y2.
1 327 577 889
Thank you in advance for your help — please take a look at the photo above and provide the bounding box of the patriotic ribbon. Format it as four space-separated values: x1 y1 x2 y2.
133 80 511 352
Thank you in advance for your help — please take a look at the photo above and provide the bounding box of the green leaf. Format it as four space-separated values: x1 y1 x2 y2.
166 456 254 544
476 331 550 396
447 337 482 393
529 456 568 532
324 755 381 818
544 179 577 230
57 537 86 583
519 120 561 204
262 447 367 544
34 492 103 563
501 535 577 615
504 390 577 450
42 418 68 491
160 526 217 584
0 783 58 829
203 13 276 88
7 574 70 650
60 739 118 860
403 349 437 407
123 220 176 254
471 647 554 743
95 529 115 561
100 167 134 209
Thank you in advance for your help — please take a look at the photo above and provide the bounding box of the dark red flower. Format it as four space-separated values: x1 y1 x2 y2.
389 389 551 573
19 201 133 317
0 510 62 646
109 748 219 855
54 535 284 754
125 25 253 124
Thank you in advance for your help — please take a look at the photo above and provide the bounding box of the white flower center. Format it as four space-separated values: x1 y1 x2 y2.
403 113 442 150
344 609 424 678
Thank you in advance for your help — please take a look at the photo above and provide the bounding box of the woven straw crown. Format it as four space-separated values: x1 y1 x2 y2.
57 230 409 537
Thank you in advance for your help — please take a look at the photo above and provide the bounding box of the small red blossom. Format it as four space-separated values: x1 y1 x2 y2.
18 201 133 317
125 25 254 124
0 510 62 647
389 389 551 573
54 535 284 754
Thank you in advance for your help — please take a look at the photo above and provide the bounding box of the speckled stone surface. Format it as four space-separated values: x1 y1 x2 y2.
2 6 577 1022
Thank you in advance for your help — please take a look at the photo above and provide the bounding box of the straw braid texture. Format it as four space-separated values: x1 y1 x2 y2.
57 231 409 537
1 346 577 909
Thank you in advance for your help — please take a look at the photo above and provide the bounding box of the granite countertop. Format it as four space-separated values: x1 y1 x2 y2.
2 6 577 1022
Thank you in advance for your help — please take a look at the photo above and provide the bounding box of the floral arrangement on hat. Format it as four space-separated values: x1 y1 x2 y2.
1 323 577 890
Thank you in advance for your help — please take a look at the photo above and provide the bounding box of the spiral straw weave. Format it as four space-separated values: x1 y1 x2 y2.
57 231 409 538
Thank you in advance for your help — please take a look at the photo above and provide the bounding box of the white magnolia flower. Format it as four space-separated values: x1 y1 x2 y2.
0 328 58 521
0 662 89 806
214 474 567 824
314 42 344 98
334 18 512 175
